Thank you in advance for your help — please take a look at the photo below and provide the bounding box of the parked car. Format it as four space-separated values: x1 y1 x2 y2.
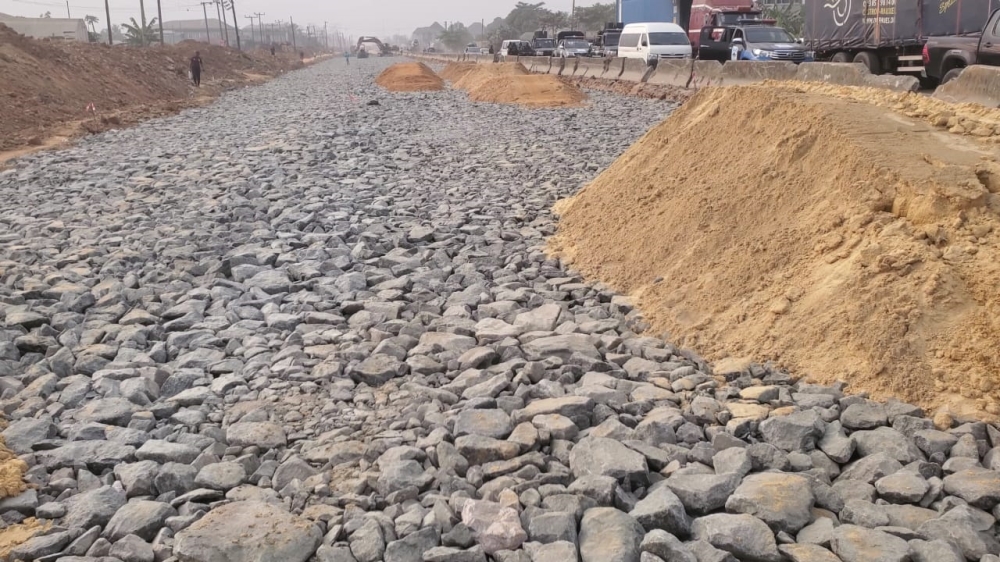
698 23 813 63
500 40 534 57
924 8 1000 85
618 22 692 63
531 35 557 56
555 37 592 57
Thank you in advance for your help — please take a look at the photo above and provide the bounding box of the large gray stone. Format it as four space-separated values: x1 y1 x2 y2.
173 501 321 562
63 485 127 529
454 409 513 440
689 513 781 562
579 507 645 562
663 473 740 516
569 436 648 484
725 472 814 533
942 468 1000 509
758 410 824 452
226 421 287 449
523 334 600 361
104 500 176 541
830 525 910 562
461 499 527 554
629 486 690 537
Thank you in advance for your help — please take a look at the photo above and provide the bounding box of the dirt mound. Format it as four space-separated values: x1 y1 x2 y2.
450 62 529 91
0 23 307 156
551 83 1000 419
439 62 478 82
469 75 586 108
376 62 444 92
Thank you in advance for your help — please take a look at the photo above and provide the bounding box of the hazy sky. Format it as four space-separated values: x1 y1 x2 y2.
0 0 600 38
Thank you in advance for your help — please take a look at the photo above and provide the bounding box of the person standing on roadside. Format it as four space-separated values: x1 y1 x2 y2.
189 51 204 87
344 49 350 65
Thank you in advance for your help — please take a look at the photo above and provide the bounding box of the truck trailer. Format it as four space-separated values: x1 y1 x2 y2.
804 0 994 75
620 0 677 24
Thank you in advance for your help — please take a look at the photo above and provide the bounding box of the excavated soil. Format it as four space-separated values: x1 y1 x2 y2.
375 62 444 92
449 62 530 91
438 62 479 82
0 519 48 559
439 62 585 108
468 75 586 108
0 23 310 156
550 83 1000 420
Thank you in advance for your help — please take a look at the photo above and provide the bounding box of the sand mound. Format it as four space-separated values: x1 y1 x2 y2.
551 84 1000 419
468 75 586 108
375 62 444 92
450 62 530 91
439 62 478 82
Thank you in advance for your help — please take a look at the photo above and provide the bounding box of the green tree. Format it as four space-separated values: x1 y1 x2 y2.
438 23 473 51
505 2 547 35
40 11 51 18
122 17 158 45
85 15 99 34
764 4 804 36
574 3 616 32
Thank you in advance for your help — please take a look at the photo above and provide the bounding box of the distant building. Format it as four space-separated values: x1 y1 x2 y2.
0 13 88 41
411 22 443 48
160 18 235 45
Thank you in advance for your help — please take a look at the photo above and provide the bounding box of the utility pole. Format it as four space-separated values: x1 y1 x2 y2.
244 15 254 45
214 0 224 45
229 0 240 50
139 0 147 46
289 16 296 49
254 12 265 45
104 0 113 44
65 1 70 17
156 0 164 44
218 0 230 47
200 1 212 42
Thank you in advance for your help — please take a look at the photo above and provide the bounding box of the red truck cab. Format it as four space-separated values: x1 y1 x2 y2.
689 2 763 49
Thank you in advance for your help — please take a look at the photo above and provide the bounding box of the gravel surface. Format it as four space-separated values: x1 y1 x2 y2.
1 58 999 562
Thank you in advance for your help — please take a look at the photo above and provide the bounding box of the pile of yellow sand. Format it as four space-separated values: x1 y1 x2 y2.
468 75 586 108
550 83 1000 420
0 429 37 558
375 62 444 92
439 62 479 83
450 62 530 91
438 62 585 108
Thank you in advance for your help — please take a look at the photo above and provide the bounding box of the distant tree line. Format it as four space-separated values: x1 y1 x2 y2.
424 2 615 51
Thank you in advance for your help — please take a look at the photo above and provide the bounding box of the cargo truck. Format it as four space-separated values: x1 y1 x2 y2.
804 0 993 76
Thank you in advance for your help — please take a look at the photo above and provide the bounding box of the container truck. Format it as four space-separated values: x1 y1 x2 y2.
804 0 993 75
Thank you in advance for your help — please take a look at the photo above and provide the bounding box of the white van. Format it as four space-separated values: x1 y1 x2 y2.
617 22 692 63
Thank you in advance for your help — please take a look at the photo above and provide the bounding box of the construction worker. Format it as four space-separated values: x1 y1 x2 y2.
189 51 204 87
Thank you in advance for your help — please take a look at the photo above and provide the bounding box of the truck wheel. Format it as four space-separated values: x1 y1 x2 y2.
853 51 881 75
941 68 964 84
831 52 850 63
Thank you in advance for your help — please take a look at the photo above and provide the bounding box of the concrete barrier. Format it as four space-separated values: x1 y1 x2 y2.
794 62 870 86
574 57 609 78
620 59 652 82
523 56 550 73
560 57 577 76
603 57 625 79
933 65 1000 106
548 57 565 75
689 60 724 88
794 62 918 92
646 59 692 87
719 61 797 85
